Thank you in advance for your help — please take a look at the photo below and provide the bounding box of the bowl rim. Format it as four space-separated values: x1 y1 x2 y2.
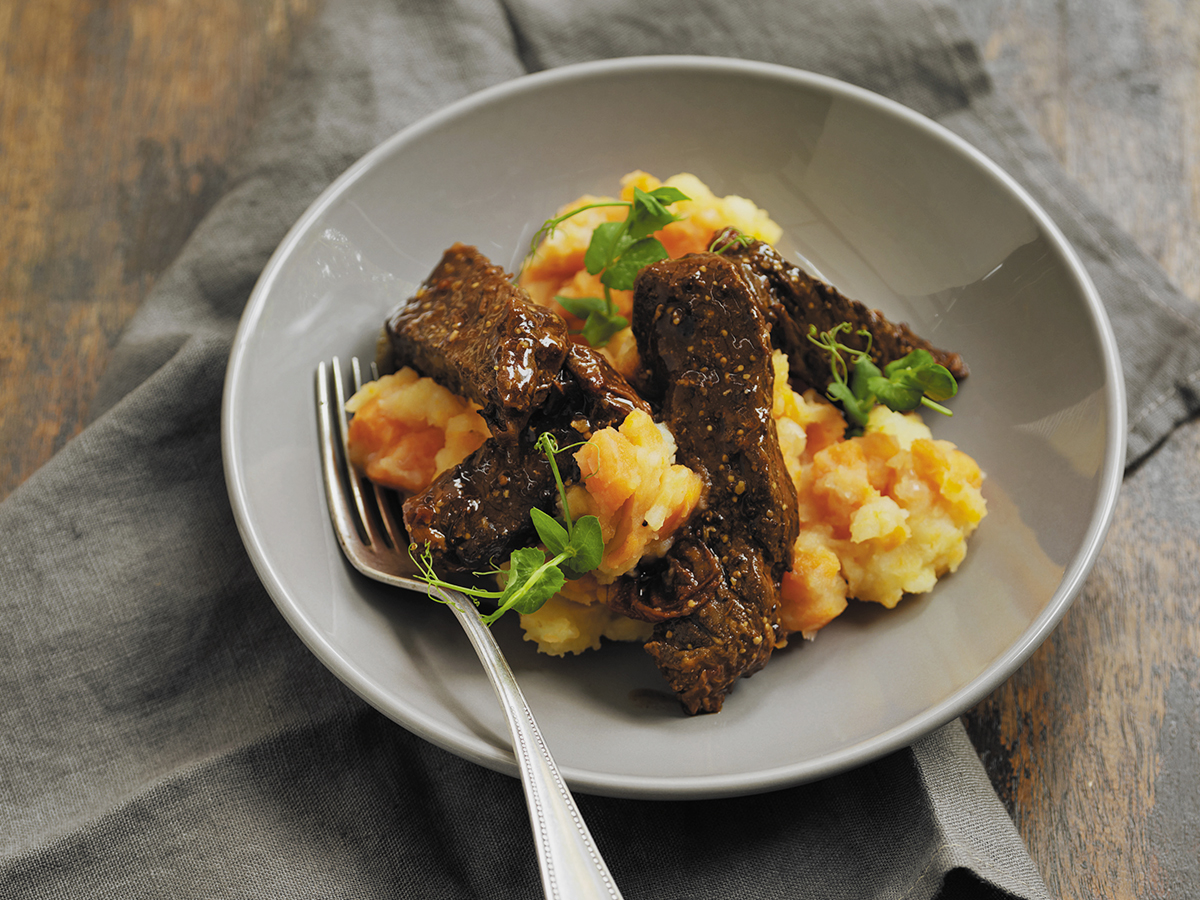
222 54 1127 798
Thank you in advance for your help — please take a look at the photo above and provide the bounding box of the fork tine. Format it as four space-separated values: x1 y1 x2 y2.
374 484 407 550
349 357 407 550
330 357 388 549
316 361 369 553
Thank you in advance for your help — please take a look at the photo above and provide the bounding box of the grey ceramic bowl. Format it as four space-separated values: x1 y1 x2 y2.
222 56 1125 799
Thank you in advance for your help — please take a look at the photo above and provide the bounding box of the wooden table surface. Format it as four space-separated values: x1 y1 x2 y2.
3 2 1197 897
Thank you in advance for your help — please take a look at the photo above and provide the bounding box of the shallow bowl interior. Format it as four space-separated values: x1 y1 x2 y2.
223 56 1124 799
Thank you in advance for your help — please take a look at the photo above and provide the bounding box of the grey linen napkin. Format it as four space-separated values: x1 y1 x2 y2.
3 1 1198 898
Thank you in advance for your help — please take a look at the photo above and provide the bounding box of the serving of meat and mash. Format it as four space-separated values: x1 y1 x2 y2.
343 172 986 714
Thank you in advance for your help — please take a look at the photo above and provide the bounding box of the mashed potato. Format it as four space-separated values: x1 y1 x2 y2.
769 351 987 640
518 409 704 656
345 367 490 492
519 586 654 657
519 170 782 378
568 409 704 581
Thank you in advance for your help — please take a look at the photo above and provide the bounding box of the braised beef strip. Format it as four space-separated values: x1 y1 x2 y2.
630 253 800 714
383 243 569 439
382 244 649 572
715 228 968 393
402 343 648 571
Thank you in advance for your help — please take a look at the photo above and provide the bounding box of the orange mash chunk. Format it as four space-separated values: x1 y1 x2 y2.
567 408 704 581
344 367 490 492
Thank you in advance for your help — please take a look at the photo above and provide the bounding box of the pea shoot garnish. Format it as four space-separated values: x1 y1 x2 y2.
708 228 753 255
808 323 958 434
411 432 603 625
526 186 690 347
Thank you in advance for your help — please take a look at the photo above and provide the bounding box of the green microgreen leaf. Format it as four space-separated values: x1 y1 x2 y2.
850 356 883 403
584 221 631 275
868 375 923 412
560 515 603 579
883 349 933 377
553 295 629 348
628 187 683 239
646 185 690 205
906 364 957 402
883 350 957 402
600 236 670 291
525 185 689 348
481 547 566 624
807 322 959 432
580 310 629 347
709 229 753 255
918 368 957 403
554 294 608 319
530 507 569 555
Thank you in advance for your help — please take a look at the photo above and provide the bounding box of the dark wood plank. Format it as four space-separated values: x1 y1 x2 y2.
0 0 320 500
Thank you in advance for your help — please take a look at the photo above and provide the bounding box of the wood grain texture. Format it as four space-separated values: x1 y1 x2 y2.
956 1 1200 897
958 0 1200 300
0 0 319 500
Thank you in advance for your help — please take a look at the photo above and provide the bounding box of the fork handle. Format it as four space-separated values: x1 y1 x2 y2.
444 592 623 900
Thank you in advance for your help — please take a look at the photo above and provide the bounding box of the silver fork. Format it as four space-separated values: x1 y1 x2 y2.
316 357 623 900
